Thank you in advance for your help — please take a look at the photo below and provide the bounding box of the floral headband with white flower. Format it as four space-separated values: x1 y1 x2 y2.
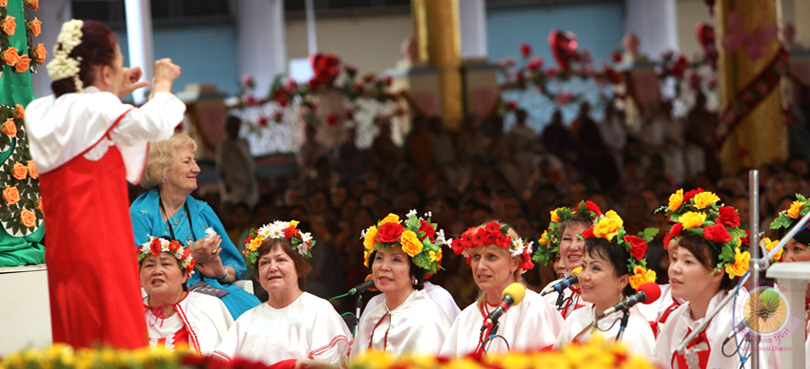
534 200 602 266
137 236 196 276
451 221 535 274
243 220 315 266
47 19 84 92
362 210 452 275
657 188 750 280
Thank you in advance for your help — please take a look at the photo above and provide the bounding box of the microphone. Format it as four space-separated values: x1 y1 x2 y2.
484 283 527 327
722 320 750 346
348 278 376 296
597 283 661 320
540 267 582 296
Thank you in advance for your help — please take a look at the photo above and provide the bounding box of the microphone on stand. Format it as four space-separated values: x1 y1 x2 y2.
348 278 376 296
483 283 527 328
597 283 661 320
540 267 581 296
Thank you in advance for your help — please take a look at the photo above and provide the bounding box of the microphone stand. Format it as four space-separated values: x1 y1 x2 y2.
615 309 630 343
354 292 363 337
555 289 565 311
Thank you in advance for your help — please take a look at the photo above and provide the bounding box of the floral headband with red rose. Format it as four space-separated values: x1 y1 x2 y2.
579 210 658 290
534 200 602 266
451 221 535 274
362 210 451 275
137 236 196 276
243 220 315 266
656 188 749 279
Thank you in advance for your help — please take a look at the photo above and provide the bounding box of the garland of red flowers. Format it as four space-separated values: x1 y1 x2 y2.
451 221 534 273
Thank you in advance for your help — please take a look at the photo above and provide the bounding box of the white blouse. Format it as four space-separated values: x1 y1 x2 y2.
554 303 655 358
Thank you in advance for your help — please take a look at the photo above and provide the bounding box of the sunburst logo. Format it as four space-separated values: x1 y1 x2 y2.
743 286 789 335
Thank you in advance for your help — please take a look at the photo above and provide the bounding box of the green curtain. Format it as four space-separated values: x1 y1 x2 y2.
0 0 45 267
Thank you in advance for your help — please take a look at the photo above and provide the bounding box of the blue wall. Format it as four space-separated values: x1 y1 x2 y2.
116 25 240 96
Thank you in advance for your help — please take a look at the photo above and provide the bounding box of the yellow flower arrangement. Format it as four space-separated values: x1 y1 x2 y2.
668 189 683 211
400 229 423 257
787 200 805 219
362 210 450 274
550 207 564 223
538 230 549 246
363 225 378 251
693 191 720 209
379 213 400 225
679 211 707 229
593 210 623 241
628 265 657 290
724 247 750 278
761 237 782 263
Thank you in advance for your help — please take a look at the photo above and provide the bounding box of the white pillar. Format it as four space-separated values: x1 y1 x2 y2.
305 0 317 55
124 0 154 104
624 0 678 60
237 0 287 97
31 0 72 98
459 0 487 60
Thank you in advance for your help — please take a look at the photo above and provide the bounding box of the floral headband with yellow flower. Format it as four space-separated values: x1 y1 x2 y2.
243 220 315 266
534 200 602 266
770 193 810 232
579 210 659 290
451 221 535 273
137 236 196 276
362 210 451 275
656 188 750 279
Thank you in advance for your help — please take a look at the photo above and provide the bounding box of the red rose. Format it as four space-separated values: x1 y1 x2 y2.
716 206 740 227
283 225 297 239
376 222 404 243
169 241 181 252
581 226 595 239
150 238 162 255
625 235 647 260
663 222 684 250
741 230 750 246
520 42 532 58
585 200 602 216
326 113 339 126
703 224 731 243
419 219 436 242
182 248 192 259
683 188 704 202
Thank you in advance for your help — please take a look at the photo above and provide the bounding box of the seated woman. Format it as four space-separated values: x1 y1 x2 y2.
138 236 233 354
553 210 657 357
652 189 778 368
441 221 563 356
351 212 453 357
131 134 260 319
213 221 351 367
537 201 601 318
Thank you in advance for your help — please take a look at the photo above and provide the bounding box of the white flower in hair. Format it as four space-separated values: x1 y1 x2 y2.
510 238 527 257
407 209 417 218
300 232 313 245
435 229 450 247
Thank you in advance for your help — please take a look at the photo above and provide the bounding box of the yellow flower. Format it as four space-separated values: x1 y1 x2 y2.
400 229 423 257
248 235 264 251
593 211 623 241
289 220 300 228
668 189 684 211
363 226 378 251
378 213 401 225
363 249 371 267
787 201 805 219
628 265 657 290
762 237 782 263
725 248 750 278
693 191 720 209
538 230 549 246
550 208 563 223
679 211 707 229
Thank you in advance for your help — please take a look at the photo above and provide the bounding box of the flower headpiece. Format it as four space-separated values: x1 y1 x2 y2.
46 19 84 92
243 220 314 266
137 236 196 276
534 200 602 266
362 210 451 275
770 193 810 232
451 221 535 273
656 188 749 279
580 210 659 290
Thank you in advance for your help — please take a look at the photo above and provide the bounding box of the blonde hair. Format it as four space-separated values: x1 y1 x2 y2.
472 221 526 308
140 134 197 189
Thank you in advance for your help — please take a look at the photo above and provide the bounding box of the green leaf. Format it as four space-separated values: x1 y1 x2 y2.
637 227 659 242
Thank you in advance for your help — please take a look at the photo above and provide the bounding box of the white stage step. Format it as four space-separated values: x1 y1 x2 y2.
0 264 52 355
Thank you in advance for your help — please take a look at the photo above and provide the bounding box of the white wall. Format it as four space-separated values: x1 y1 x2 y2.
675 0 712 58
285 14 413 75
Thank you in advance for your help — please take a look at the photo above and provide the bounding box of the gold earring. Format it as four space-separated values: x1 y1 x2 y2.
412 278 417 285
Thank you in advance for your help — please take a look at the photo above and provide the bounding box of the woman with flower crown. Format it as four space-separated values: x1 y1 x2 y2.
440 221 563 356
351 211 453 357
131 134 261 320
536 201 602 319
213 221 351 367
24 19 184 349
553 210 657 357
138 236 233 354
652 188 778 368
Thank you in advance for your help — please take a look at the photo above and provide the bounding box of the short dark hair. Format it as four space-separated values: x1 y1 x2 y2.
584 237 635 297
256 238 312 290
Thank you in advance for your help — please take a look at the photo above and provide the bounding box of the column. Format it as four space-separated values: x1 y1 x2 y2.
716 0 786 176
124 0 154 105
624 0 678 59
459 0 487 60
237 0 287 97
30 0 72 98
